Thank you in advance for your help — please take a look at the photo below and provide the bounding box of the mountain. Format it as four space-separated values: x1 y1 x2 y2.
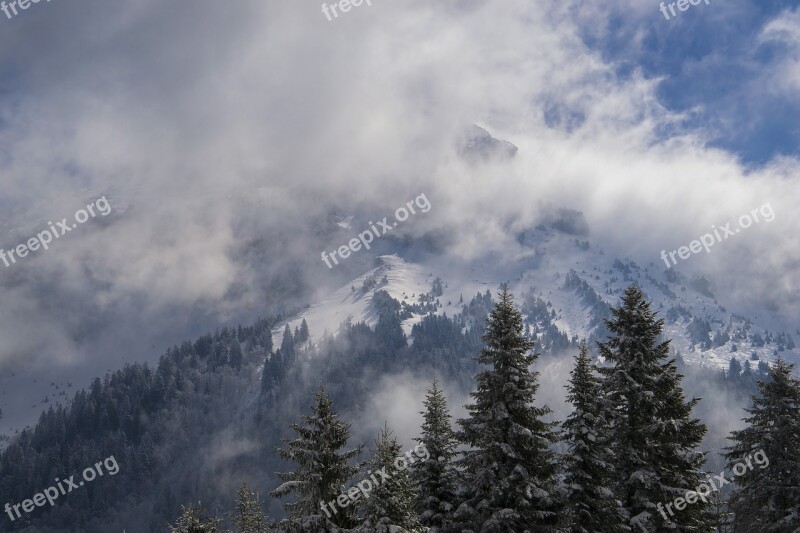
276 215 797 373
0 207 791 532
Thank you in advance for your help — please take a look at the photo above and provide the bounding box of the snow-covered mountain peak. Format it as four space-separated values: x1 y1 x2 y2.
273 229 798 372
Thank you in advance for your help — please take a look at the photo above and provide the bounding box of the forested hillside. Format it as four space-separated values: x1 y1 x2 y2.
0 288 788 532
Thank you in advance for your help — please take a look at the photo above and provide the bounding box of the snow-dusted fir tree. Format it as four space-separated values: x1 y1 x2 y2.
724 358 800 532
170 503 221 533
562 340 628 533
359 424 421 532
231 481 269 533
455 286 562 532
411 380 459 532
598 286 711 532
271 383 362 532
298 318 310 344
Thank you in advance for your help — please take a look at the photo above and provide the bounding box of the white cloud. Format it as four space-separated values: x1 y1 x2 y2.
759 7 800 95
0 0 796 377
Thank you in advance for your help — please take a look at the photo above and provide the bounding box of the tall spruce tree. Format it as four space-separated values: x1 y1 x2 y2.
455 286 562 532
359 424 421 532
231 481 270 533
280 324 295 357
563 339 628 533
170 503 221 533
411 380 459 532
271 383 363 532
298 319 310 344
724 358 800 532
598 285 710 532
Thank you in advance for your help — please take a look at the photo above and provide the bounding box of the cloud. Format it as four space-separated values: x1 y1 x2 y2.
348 371 469 450
758 7 800 96
0 0 796 388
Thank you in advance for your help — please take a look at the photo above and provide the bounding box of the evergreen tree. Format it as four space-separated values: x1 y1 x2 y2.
374 311 407 354
262 328 274 353
231 481 270 533
562 339 627 533
260 355 275 395
411 380 459 532
455 286 562 532
271 383 363 532
724 358 800 532
170 503 221 533
727 357 742 380
741 360 753 383
706 491 733 533
210 342 229 369
262 325 296 396
298 319 310 343
598 285 711 532
359 424 421 532
229 341 243 370
281 324 295 356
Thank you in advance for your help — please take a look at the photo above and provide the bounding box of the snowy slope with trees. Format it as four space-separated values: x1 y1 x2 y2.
269 211 798 376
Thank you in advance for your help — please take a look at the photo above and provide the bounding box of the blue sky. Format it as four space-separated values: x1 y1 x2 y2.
587 0 800 165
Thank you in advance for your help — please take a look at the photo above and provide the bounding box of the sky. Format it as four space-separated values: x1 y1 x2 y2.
587 0 800 165
0 0 798 430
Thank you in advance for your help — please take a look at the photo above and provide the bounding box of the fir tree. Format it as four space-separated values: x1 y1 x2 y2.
271 383 363 532
411 380 459 532
231 481 270 533
727 357 742 380
598 285 711 532
298 319 310 343
359 424 421 532
262 325 296 396
562 339 627 533
281 324 295 356
260 355 274 395
706 491 733 533
724 358 800 532
742 360 753 382
229 341 243 370
455 286 562 532
170 503 221 533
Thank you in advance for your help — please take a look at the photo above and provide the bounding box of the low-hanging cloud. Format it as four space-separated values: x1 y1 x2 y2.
0 0 796 417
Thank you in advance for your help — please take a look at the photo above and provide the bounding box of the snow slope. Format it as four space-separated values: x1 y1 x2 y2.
272 255 438 348
271 223 798 373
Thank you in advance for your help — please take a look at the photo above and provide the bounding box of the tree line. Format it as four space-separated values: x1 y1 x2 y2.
171 285 800 532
